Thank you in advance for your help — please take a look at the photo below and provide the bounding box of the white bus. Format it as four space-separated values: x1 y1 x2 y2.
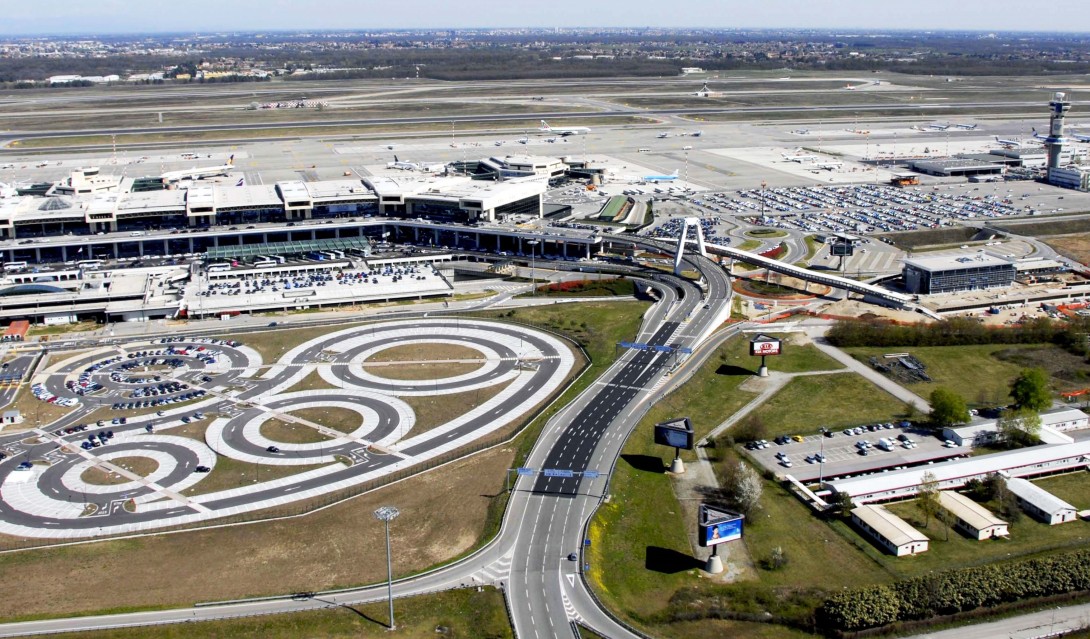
207 263 232 273
76 260 104 269
253 258 277 268
2 261 28 271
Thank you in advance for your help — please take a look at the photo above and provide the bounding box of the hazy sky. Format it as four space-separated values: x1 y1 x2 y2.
1 0 1086 35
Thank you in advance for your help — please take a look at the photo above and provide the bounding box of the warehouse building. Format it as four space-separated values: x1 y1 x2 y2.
850 505 929 556
909 158 1004 178
942 408 1088 447
1004 477 1077 525
902 253 1016 295
936 491 1008 540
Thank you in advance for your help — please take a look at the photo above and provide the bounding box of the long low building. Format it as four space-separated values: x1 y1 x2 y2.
851 505 929 556
942 407 1088 447
827 440 1090 504
1005 477 1077 525
937 491 1008 540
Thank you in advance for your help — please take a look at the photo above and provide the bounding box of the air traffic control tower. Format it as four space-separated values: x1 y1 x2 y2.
1044 91 1071 169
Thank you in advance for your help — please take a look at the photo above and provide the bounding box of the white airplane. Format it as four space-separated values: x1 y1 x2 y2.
517 137 529 145
0 163 12 170
1070 132 1090 143
816 161 843 170
539 120 590 136
0 182 13 198
644 169 679 183
927 123 950 131
781 152 818 163
995 136 1026 148
161 155 235 183
657 132 670 139
952 123 978 130
387 155 419 170
690 131 703 137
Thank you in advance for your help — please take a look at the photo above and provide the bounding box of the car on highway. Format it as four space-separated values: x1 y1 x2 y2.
567 553 578 561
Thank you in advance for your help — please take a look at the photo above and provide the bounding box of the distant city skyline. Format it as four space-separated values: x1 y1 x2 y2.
1 0 1088 36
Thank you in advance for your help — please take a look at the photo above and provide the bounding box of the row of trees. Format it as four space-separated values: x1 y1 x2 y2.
825 316 1090 359
817 548 1090 631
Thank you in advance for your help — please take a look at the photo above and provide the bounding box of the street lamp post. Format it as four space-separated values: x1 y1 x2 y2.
373 505 400 630
527 240 539 296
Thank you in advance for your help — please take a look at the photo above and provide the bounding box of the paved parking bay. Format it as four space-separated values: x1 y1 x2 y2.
745 424 966 483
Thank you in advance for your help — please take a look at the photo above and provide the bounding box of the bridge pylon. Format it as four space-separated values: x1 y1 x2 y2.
674 217 707 275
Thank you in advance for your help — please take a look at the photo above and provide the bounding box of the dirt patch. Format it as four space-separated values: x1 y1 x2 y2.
992 346 1090 390
733 273 829 299
0 445 515 619
1043 233 1090 266
81 457 159 486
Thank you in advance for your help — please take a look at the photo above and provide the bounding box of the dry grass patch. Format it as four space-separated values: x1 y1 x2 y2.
402 380 512 435
0 445 515 619
2 386 76 430
283 369 336 393
260 418 334 444
81 457 159 486
180 457 328 497
364 343 485 380
290 407 361 435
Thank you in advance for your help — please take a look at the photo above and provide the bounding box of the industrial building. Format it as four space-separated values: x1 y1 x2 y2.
850 505 929 556
826 440 1090 504
936 491 1008 540
909 158 1004 178
902 253 1016 295
1004 477 1077 525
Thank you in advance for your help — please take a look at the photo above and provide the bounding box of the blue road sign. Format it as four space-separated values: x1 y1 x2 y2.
679 347 693 354
516 467 535 476
582 470 600 479
543 469 575 478
653 345 673 353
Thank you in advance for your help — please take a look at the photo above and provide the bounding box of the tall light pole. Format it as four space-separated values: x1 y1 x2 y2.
527 240 539 296
373 505 400 630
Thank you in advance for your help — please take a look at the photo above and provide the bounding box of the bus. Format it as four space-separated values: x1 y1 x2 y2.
253 258 277 268
76 260 104 269
207 263 232 273
2 261 28 271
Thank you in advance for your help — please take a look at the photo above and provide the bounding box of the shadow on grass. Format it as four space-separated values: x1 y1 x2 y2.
716 364 756 376
315 599 387 629
644 546 703 574
620 454 665 474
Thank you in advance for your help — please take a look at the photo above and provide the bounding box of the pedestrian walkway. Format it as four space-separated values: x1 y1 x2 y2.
806 327 930 414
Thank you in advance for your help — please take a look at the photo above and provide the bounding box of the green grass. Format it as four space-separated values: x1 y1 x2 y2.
58 588 512 639
717 333 843 376
882 496 1090 579
749 373 907 438
527 278 636 298
839 344 1066 407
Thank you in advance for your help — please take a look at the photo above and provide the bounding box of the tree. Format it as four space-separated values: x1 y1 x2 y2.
997 408 1042 448
733 414 767 443
729 460 763 514
929 388 970 427
917 471 940 527
1009 368 1052 411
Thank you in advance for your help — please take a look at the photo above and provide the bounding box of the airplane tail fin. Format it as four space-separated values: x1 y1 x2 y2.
394 155 399 162
540 120 551 130
671 169 679 177
228 154 235 166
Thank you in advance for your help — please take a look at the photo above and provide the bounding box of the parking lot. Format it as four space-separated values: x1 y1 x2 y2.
744 422 966 483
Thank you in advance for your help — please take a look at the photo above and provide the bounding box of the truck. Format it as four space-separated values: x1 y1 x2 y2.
877 438 895 452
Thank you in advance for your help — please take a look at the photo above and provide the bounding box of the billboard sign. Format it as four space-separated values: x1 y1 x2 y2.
653 417 694 450
698 504 744 547
830 241 855 257
749 334 782 357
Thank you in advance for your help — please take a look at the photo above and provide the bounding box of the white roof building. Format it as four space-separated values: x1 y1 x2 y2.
850 505 929 556
936 491 1008 540
827 440 1090 504
1005 477 1077 525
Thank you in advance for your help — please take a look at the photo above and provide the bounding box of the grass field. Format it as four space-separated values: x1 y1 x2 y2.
402 380 512 435
840 344 1077 407
749 374 908 437
81 457 159 486
181 456 329 496
1031 471 1090 510
260 418 335 444
716 333 843 377
528 278 636 298
1 385 76 430
57 588 512 639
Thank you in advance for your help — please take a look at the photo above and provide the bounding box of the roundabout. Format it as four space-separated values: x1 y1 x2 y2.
0 318 574 538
